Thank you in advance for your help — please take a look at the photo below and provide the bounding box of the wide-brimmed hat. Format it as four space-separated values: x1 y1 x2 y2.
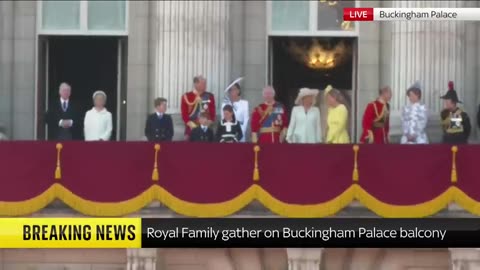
440 81 461 103
324 85 333 96
295 88 319 105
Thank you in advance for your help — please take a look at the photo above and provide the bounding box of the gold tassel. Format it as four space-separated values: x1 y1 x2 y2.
253 145 260 181
55 143 63 180
352 145 359 182
152 144 161 181
451 146 458 183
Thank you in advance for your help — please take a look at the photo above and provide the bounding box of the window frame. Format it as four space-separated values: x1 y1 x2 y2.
267 0 359 37
37 0 129 36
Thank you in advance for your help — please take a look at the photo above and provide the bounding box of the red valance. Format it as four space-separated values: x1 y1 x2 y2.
0 142 477 217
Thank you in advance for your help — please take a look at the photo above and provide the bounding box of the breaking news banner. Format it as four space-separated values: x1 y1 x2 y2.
2 218 480 248
0 218 141 248
343 8 480 21
141 219 480 248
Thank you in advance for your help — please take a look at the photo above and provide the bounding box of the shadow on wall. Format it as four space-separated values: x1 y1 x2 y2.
0 123 8 140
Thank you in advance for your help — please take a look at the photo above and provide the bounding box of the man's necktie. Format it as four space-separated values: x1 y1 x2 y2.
62 101 67 111
158 114 163 120
202 127 207 132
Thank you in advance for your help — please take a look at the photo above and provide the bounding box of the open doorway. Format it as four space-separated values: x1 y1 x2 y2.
37 36 125 141
268 36 357 139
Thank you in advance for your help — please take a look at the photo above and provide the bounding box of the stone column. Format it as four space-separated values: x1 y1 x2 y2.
287 248 323 270
125 1 151 140
150 0 232 140
387 0 468 142
242 0 267 104
0 1 14 138
127 249 157 270
356 0 381 141
450 249 480 270
152 0 231 114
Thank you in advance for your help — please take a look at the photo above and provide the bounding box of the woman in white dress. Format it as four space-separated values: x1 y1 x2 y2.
222 83 249 142
401 81 428 144
84 90 113 141
286 88 322 144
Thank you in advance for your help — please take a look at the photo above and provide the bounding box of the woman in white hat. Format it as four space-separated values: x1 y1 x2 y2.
84 90 113 141
325 85 350 144
222 82 249 142
286 88 322 144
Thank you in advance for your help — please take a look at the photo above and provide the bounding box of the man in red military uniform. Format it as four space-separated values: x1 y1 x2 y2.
360 86 392 144
251 86 288 144
181 75 216 139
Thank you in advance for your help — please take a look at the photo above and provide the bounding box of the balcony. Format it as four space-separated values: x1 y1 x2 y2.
0 142 479 218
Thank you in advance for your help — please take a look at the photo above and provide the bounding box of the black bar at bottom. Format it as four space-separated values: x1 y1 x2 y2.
140 218 480 248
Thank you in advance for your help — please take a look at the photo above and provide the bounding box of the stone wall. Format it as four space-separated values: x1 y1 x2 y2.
357 1 382 141
0 248 453 270
0 1 36 140
125 1 151 140
0 249 126 270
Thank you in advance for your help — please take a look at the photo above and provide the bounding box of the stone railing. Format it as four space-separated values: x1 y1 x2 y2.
27 201 476 218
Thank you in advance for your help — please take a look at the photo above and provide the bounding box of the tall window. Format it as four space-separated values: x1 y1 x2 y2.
271 1 309 31
88 1 126 31
269 0 358 36
317 0 355 31
39 0 128 34
42 1 80 30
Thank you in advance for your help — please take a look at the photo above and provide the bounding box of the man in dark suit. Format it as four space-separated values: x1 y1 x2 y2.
46 82 80 140
189 112 214 142
144 98 174 141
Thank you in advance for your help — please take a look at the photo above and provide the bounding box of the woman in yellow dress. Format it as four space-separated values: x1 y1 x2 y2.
325 86 350 144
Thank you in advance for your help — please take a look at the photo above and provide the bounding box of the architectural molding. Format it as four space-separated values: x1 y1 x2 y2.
127 249 157 270
287 248 323 270
450 249 480 270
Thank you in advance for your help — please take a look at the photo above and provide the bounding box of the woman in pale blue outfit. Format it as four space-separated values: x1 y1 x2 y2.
401 81 429 144
286 88 322 144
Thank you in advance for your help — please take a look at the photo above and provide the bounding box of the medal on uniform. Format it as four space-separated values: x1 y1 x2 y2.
275 114 282 125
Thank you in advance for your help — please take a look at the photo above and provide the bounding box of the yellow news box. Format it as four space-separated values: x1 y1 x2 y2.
0 218 141 248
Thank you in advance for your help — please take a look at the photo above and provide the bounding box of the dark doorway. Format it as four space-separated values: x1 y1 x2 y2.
46 36 119 141
269 36 355 111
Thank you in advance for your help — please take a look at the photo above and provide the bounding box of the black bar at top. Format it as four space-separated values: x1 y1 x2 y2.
140 218 480 248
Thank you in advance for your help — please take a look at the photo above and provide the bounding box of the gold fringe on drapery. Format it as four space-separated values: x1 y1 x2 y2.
253 145 260 181
352 145 359 182
152 144 161 181
451 146 458 183
55 143 63 180
5 184 480 217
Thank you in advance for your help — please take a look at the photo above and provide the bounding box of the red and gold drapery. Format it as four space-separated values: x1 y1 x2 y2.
0 142 478 217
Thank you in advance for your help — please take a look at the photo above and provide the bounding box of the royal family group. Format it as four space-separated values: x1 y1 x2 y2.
44 76 480 144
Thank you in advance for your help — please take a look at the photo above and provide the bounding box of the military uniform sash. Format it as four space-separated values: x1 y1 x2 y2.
372 102 389 128
260 104 283 127
185 93 212 121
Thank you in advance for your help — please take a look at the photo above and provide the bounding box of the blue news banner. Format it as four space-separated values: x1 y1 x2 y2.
140 218 480 248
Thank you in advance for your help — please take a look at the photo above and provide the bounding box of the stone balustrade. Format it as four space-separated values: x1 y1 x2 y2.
5 248 480 270
25 201 477 218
